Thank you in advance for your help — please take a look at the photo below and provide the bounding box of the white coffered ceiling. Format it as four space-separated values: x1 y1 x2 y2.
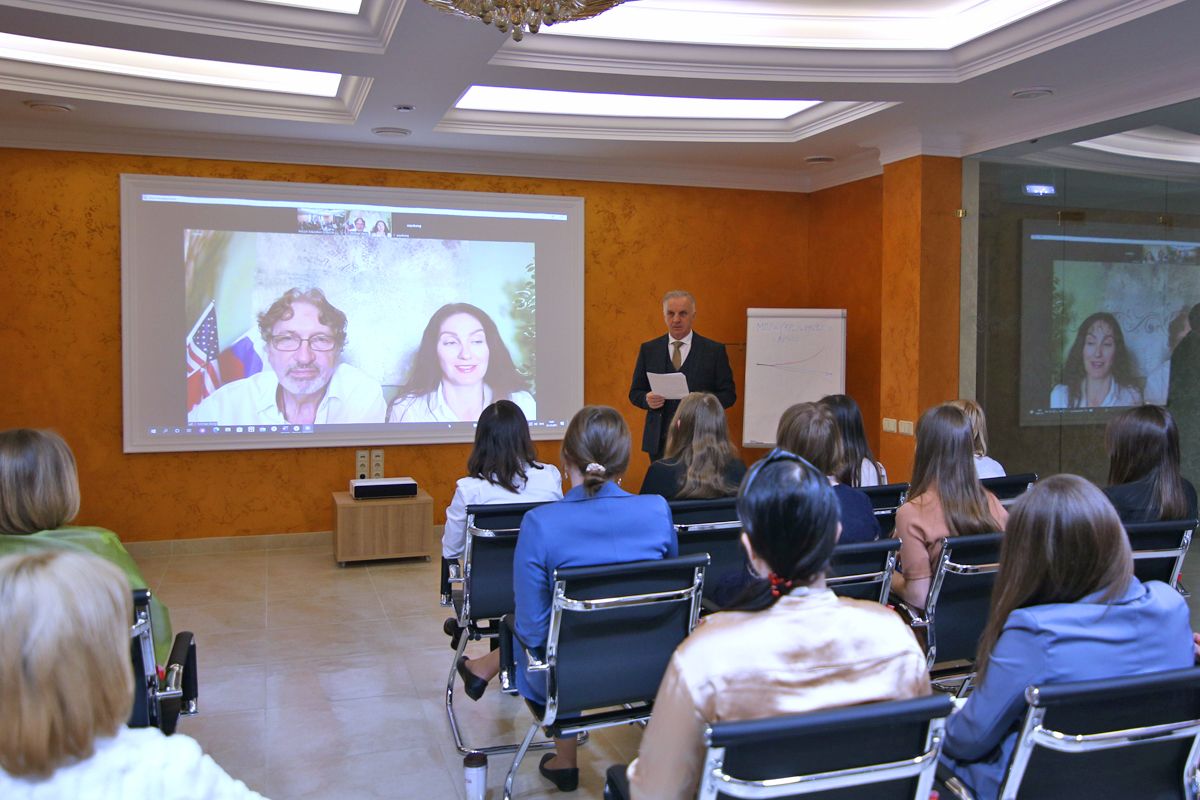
1 0 1198 191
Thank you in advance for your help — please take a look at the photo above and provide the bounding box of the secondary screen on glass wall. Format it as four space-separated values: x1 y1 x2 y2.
1020 219 1200 426
121 175 584 453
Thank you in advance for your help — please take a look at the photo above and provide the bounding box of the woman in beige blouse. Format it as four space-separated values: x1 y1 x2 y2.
620 450 930 800
890 404 1008 609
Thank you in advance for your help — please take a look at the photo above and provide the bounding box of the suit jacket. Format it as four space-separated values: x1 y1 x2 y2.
628 332 736 455
941 579 1193 800
513 482 679 704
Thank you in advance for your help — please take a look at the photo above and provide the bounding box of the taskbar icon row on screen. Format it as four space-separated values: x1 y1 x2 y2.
148 425 314 435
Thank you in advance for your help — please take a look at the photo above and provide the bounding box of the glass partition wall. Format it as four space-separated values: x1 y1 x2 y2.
973 161 1200 485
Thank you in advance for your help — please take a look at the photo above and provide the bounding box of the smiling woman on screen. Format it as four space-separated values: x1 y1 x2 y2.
1050 311 1143 409
388 302 535 423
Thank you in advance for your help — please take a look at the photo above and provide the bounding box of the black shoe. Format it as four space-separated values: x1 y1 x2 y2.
444 618 463 651
539 753 579 792
456 656 488 701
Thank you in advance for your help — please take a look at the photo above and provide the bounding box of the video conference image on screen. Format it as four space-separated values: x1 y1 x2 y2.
122 176 584 453
1019 219 1200 426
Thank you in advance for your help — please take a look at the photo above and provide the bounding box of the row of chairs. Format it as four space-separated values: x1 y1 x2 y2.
861 473 1038 535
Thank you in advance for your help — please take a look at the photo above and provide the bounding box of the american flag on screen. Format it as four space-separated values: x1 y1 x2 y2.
186 302 221 410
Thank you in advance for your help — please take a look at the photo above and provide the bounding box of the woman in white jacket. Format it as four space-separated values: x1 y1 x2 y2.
0 549 265 800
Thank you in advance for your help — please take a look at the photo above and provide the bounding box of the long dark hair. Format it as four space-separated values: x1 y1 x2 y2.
976 475 1132 683
731 450 841 611
819 394 881 486
1106 405 1190 520
776 403 842 475
663 392 741 499
561 406 631 497
1061 311 1138 407
398 303 528 399
467 400 543 493
908 404 1002 537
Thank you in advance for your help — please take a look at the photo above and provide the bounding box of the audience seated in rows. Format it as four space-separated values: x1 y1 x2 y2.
0 550 263 799
638 392 746 500
0 429 173 664
941 475 1194 799
1103 405 1199 524
442 399 563 561
949 399 1006 480
776 402 880 544
464 405 678 792
620 449 929 800
891 404 1008 609
819 393 888 487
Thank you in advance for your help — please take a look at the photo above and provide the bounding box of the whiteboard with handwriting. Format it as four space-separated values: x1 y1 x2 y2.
743 308 846 447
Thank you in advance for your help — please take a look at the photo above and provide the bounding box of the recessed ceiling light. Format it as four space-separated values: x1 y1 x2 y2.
393 104 415 112
805 155 836 164
457 86 819 120
244 0 362 13
1011 87 1055 100
0 33 342 97
23 100 74 113
372 126 412 137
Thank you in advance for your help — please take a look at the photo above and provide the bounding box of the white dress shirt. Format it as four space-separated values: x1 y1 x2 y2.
188 363 387 425
442 462 563 557
974 454 1007 479
0 726 264 800
667 330 694 368
389 383 536 423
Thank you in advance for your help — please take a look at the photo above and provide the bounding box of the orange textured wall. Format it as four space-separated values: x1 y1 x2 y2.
878 156 963 481
806 175 884 455
0 149 809 541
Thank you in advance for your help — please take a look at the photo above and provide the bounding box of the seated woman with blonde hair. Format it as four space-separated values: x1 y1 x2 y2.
948 399 1006 479
0 428 172 664
639 392 746 500
0 550 264 798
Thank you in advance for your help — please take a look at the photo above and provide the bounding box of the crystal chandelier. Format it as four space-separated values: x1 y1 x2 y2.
422 0 630 42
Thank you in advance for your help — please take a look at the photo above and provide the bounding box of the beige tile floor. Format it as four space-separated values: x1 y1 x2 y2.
136 546 642 800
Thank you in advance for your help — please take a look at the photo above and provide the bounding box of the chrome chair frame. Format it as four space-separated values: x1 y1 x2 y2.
827 539 900 604
671 498 744 611
129 588 197 734
861 482 909 536
698 695 952 800
981 473 1038 507
502 555 708 800
1126 518 1197 596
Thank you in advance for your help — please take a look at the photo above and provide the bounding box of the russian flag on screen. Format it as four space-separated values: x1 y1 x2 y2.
218 334 263 384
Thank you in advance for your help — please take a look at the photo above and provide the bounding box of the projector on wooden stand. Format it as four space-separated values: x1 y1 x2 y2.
349 477 418 500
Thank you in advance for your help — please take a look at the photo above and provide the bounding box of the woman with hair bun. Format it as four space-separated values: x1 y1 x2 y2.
620 450 929 800
511 405 677 791
1103 405 1198 524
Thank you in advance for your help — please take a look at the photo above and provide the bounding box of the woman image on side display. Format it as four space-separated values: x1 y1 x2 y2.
388 302 535 423
371 219 389 237
1050 311 1143 409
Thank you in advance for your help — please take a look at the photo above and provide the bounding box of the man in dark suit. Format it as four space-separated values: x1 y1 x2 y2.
628 291 736 461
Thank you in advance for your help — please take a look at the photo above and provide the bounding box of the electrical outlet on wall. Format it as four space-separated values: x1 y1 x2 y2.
370 448 384 479
882 418 898 433
355 449 369 480
898 420 915 436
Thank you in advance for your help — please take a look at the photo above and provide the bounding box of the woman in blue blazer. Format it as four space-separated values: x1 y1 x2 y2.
941 474 1193 799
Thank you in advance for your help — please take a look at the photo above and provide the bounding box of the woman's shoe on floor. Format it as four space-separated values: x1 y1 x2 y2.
539 753 579 792
456 656 488 701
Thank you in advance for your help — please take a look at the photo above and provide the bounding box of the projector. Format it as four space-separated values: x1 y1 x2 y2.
349 477 418 500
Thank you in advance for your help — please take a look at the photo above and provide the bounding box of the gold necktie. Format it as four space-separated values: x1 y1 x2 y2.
672 340 683 370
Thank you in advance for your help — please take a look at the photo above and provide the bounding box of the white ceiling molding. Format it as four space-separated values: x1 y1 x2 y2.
490 0 1182 83
872 130 965 165
0 59 370 122
0 120 812 193
436 101 897 143
1017 146 1200 180
1075 126 1200 163
805 151 885 194
0 0 406 53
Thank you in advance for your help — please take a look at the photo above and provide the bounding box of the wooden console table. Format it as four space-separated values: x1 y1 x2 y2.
332 490 433 565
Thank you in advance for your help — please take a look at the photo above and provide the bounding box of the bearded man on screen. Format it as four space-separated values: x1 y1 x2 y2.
188 288 386 426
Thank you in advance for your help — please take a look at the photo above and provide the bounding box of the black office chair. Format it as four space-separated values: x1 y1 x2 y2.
500 554 708 800
861 482 909 536
443 500 551 756
938 667 1200 800
128 589 197 735
827 539 900 603
670 497 746 609
981 473 1037 503
898 533 1003 693
1126 518 1197 594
